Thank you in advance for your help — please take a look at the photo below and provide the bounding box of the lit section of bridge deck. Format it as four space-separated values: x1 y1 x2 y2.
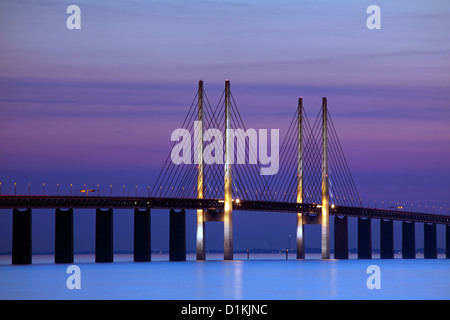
0 195 448 225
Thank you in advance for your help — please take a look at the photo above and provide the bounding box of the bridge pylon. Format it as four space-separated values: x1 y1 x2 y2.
224 80 233 260
321 97 330 259
196 80 206 260
296 97 330 259
296 97 305 259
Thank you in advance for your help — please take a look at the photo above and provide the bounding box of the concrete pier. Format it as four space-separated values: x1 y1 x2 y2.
296 213 305 259
55 208 74 263
169 209 186 261
380 219 394 259
447 225 450 259
424 223 437 259
358 217 372 259
95 208 113 263
134 208 151 262
12 208 32 264
196 210 205 260
334 215 348 259
402 221 415 259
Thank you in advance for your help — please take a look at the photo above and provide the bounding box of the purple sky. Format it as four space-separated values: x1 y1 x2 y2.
0 0 449 252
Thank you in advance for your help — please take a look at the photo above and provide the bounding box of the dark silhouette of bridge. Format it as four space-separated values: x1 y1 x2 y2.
1 80 449 264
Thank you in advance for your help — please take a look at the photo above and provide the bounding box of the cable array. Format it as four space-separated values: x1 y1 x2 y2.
151 86 361 208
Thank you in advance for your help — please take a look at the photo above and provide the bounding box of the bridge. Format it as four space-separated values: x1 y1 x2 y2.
1 80 449 264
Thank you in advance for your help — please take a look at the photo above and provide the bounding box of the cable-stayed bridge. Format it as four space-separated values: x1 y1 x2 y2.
1 80 449 264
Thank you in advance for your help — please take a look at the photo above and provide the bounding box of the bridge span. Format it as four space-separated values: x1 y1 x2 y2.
1 195 449 264
1 195 449 224
1 80 449 264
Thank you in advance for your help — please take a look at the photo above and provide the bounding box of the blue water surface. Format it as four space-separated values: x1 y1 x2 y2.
0 254 449 300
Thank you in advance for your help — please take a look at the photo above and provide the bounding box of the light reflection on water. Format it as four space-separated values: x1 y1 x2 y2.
0 254 449 300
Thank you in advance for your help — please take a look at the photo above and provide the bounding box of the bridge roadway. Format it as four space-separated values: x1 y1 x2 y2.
0 195 449 225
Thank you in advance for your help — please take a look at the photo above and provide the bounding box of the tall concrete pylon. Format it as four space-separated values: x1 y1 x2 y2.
296 97 305 259
321 97 330 259
196 80 206 260
224 80 233 260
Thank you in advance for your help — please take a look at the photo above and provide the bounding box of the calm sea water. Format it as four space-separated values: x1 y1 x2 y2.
0 253 449 300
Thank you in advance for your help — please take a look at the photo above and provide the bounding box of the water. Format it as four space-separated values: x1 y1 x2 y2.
0 254 449 300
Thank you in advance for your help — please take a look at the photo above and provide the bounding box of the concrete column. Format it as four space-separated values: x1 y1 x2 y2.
134 208 151 262
402 221 415 259
321 97 330 259
224 79 233 260
296 213 305 259
170 209 186 261
296 98 304 260
334 215 348 259
196 80 206 261
424 223 437 259
55 208 74 264
380 219 394 259
95 208 113 263
358 217 372 259
196 210 205 260
446 225 450 259
12 208 32 264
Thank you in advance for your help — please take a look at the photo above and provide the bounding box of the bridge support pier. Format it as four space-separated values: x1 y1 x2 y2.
424 223 437 259
170 209 186 261
447 225 450 259
134 208 151 262
95 208 113 263
296 213 305 259
380 219 394 259
196 210 205 260
55 208 73 263
402 221 415 259
358 217 372 259
12 208 32 264
334 215 348 259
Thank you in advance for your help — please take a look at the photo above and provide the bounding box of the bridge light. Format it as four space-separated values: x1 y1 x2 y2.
331 204 335 209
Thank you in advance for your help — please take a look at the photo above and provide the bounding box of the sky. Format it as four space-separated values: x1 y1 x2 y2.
0 0 449 253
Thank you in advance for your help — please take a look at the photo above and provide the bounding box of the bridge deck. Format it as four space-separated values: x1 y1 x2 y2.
0 196 448 225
